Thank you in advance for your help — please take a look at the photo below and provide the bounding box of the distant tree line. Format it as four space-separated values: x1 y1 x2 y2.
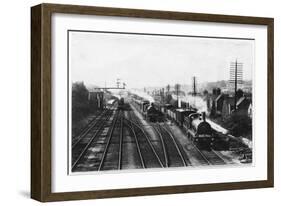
224 113 252 139
72 82 91 123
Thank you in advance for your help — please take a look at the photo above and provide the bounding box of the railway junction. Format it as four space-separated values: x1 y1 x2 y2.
71 96 246 173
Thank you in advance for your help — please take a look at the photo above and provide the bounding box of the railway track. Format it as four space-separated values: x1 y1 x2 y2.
123 120 145 169
161 122 226 166
129 104 190 168
130 102 226 167
153 124 189 168
188 141 226 165
72 101 227 172
71 109 114 170
125 112 164 168
72 110 102 140
200 150 226 165
72 109 111 148
73 107 159 172
98 110 123 171
128 104 167 167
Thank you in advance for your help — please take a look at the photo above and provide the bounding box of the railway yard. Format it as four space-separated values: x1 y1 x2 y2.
71 96 250 173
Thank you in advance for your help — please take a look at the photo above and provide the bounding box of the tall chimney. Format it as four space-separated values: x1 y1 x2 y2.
178 97 181 108
202 112 206 122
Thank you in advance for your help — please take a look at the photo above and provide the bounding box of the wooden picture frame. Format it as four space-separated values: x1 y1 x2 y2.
31 3 274 202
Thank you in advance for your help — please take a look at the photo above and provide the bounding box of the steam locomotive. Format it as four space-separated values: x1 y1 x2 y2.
184 112 213 148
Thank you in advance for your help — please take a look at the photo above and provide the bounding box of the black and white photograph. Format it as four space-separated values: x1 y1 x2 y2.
70 30 253 173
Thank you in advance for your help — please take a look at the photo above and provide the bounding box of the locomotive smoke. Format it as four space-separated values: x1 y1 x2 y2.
129 89 155 103
174 94 208 113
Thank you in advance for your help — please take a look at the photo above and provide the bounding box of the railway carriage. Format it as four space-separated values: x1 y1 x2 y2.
133 98 150 116
133 99 148 113
141 100 150 114
107 98 117 107
175 109 196 127
167 108 176 121
161 104 173 114
167 109 172 119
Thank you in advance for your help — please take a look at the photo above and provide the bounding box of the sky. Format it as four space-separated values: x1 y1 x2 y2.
70 31 254 89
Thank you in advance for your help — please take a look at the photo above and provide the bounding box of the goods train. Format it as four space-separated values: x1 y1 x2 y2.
132 96 215 148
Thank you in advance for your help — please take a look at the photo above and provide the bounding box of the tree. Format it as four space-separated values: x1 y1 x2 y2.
216 88 221 95
203 89 209 96
174 84 181 107
72 82 90 122
165 94 173 104
236 89 244 100
174 83 180 96
166 84 170 94
210 101 216 117
212 87 221 95
212 88 217 95
72 82 88 103
224 113 252 138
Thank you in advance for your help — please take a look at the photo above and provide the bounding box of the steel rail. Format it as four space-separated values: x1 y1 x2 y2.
124 116 164 168
200 150 224 165
152 125 168 168
160 124 187 167
189 140 211 165
98 110 120 171
123 120 145 169
118 113 124 170
188 139 226 165
71 111 113 171
209 149 227 164
73 110 103 141
72 109 111 148
168 123 212 165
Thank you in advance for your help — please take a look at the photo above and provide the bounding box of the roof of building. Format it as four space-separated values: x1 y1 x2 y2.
147 105 157 112
89 89 103 93
176 108 186 112
223 96 234 105
236 96 246 106
107 99 115 104
210 94 219 101
206 119 228 134
215 94 224 102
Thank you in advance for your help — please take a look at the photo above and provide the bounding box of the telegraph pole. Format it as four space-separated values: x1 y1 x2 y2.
161 88 165 104
229 60 243 111
99 79 126 90
174 84 181 108
192 76 197 96
116 78 121 88
166 84 170 94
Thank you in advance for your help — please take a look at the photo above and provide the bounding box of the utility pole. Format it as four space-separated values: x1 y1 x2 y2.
192 76 197 96
116 78 121 88
229 60 243 111
99 79 126 90
166 84 170 94
175 84 181 107
161 88 165 104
